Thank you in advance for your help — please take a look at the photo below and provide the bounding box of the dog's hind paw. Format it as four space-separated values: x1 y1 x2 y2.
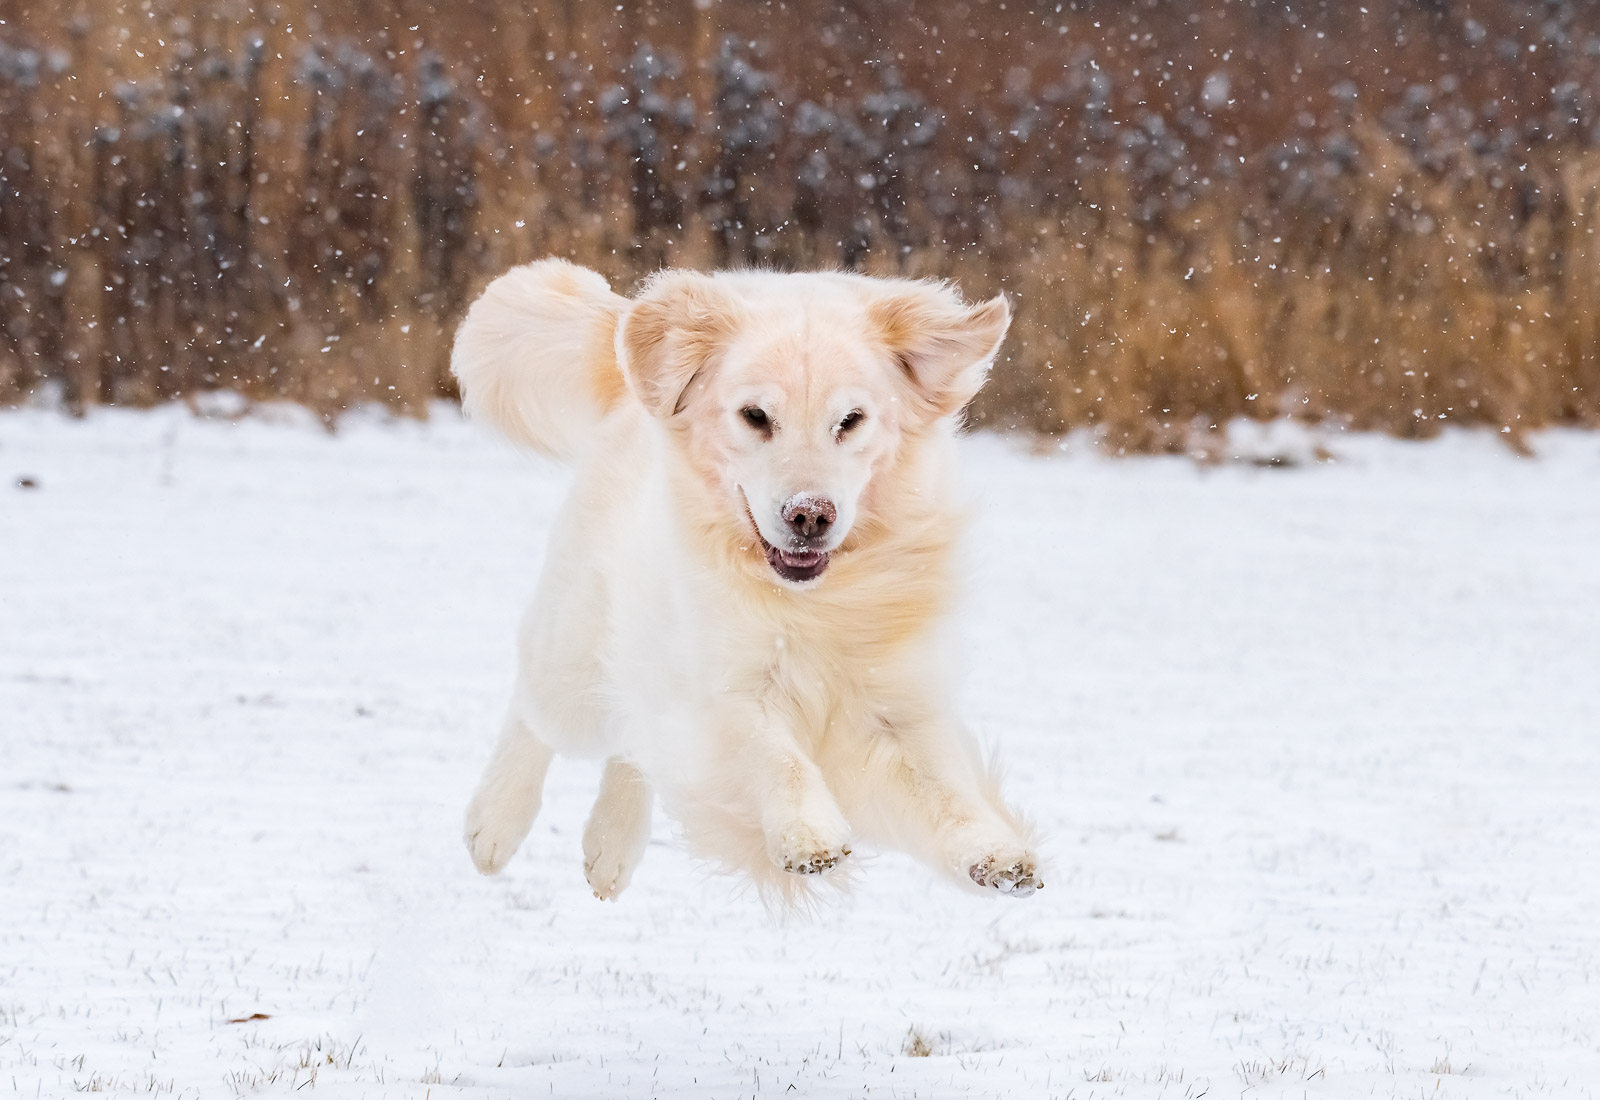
465 823 514 876
464 789 537 876
584 856 627 900
969 854 1043 897
583 840 642 900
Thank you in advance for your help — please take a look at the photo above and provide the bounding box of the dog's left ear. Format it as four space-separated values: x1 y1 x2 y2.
870 285 1012 419
617 271 741 419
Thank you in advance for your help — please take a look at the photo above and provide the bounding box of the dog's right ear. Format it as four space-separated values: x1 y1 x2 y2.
617 271 740 419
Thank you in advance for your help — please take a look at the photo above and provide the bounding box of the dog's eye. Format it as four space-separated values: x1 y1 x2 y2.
835 410 865 438
741 406 772 433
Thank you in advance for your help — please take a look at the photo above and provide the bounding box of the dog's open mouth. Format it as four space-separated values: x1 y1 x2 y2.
744 499 830 584
764 542 829 583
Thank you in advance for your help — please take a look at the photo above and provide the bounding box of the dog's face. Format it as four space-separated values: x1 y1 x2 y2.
619 272 1010 588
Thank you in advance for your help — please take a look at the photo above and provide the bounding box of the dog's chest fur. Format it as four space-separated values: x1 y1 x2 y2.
705 550 954 750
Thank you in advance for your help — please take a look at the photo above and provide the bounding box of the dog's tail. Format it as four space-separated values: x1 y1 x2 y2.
451 260 629 461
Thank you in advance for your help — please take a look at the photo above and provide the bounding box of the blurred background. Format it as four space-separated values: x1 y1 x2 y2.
2 0 1598 452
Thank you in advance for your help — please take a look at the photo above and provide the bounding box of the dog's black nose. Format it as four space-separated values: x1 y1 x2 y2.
781 494 836 541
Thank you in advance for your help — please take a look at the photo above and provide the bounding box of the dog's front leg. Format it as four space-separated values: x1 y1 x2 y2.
838 720 1042 897
732 718 854 876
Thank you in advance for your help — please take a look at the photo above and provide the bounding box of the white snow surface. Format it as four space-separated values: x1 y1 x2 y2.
2 406 1597 1099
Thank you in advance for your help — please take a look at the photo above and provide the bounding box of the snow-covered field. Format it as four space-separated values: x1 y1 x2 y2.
2 406 1597 1099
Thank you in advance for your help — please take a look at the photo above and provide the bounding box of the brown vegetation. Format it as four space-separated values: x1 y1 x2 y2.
2 0 1598 449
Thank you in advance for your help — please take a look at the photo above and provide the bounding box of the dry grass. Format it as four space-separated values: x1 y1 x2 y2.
1 1 1597 447
983 137 1600 452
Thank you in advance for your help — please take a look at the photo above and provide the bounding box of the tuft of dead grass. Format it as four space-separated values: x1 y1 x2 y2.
901 1026 936 1058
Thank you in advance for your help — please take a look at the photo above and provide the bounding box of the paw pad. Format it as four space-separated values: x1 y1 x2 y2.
783 845 851 875
969 856 1042 897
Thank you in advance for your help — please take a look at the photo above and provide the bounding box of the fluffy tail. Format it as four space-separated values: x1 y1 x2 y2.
451 260 629 460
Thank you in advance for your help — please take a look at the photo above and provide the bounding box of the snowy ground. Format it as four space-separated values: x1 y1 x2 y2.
2 405 1597 1100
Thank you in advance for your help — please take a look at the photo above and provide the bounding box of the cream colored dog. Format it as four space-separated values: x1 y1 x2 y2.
454 260 1041 902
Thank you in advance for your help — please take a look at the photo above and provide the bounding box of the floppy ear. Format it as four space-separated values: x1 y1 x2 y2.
616 271 740 419
869 285 1012 419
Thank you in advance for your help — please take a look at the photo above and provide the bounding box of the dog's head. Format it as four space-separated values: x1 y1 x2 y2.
617 271 1010 588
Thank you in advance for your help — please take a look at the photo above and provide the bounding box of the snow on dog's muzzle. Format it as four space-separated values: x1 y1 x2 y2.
743 491 838 585
780 493 836 542
767 494 837 583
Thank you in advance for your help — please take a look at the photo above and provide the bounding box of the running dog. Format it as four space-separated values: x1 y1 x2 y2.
454 260 1040 902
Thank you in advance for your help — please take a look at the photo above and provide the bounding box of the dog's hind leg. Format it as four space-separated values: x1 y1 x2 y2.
464 707 555 875
581 758 654 900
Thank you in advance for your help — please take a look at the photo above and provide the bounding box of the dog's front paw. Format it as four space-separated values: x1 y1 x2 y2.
464 786 537 876
969 852 1043 897
768 820 853 876
782 843 852 875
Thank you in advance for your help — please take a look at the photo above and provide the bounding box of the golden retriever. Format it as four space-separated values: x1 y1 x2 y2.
453 260 1040 902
